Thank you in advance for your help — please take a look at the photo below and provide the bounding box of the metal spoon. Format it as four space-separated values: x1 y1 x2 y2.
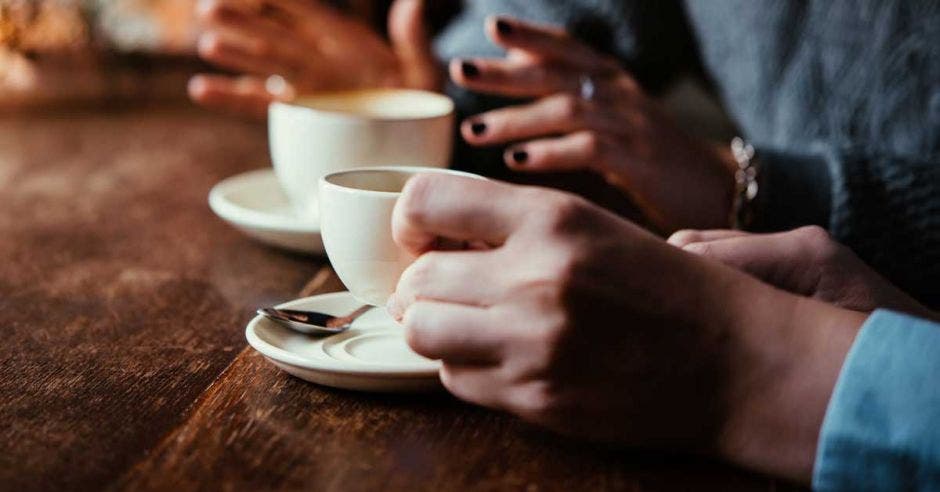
257 304 372 334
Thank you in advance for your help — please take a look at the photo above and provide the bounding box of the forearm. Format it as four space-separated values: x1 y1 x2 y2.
715 286 867 484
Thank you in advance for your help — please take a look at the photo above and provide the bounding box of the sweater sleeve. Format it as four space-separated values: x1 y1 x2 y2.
813 310 940 491
751 147 940 309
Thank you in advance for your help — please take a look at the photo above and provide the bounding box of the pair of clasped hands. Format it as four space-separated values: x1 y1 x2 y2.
191 0 933 483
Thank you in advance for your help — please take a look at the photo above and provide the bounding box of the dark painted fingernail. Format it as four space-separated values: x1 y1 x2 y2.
461 61 480 78
496 19 513 35
511 149 528 164
470 121 487 136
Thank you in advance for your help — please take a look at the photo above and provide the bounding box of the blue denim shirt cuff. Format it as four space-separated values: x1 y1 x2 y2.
812 309 940 491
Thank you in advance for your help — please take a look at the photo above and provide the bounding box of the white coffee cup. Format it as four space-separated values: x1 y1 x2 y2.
269 89 455 219
318 166 484 306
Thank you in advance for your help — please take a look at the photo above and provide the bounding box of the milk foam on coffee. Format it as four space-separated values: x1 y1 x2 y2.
294 89 455 119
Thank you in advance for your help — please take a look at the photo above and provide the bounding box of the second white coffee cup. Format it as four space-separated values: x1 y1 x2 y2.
270 89 454 220
318 166 484 306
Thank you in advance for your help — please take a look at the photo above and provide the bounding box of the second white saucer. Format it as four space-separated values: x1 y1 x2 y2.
208 168 324 255
246 291 442 392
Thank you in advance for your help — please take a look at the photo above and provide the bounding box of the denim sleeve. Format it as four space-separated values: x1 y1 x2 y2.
813 310 940 491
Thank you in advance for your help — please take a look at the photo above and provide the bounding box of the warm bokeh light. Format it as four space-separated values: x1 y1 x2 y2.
0 0 199 109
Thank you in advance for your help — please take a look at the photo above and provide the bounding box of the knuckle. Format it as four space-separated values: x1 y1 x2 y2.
667 229 702 247
402 252 439 289
511 295 571 374
398 174 436 227
402 306 435 353
614 73 639 94
438 364 458 392
540 192 593 236
547 258 579 297
503 251 575 307
556 94 583 121
681 241 712 257
403 324 428 354
197 35 222 58
439 365 490 407
794 225 838 262
197 0 225 23
535 310 570 360
795 225 830 243
512 381 560 421
579 131 602 157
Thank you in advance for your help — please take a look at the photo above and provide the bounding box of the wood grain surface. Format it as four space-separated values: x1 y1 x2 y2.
0 107 801 491
0 107 317 491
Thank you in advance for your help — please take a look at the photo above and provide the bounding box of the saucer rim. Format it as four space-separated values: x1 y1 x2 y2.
246 291 441 378
208 168 320 234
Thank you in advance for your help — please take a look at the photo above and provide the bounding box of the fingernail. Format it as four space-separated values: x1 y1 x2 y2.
511 149 528 164
461 61 480 78
496 19 513 35
470 121 487 136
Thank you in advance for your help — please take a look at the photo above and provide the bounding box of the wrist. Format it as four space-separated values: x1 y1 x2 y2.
655 137 737 232
713 143 739 227
716 288 866 484
689 140 738 230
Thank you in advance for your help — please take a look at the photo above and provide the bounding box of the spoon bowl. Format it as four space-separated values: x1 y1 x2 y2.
257 304 372 335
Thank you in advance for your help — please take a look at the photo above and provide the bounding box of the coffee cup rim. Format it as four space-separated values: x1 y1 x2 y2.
319 166 485 198
269 88 454 122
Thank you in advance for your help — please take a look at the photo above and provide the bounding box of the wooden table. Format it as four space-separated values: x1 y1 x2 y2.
0 106 801 491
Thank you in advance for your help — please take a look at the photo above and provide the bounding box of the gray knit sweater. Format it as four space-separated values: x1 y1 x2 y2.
432 0 940 308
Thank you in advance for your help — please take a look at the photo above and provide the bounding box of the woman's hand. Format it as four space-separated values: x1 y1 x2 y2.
669 226 937 320
450 16 737 233
189 0 441 118
387 174 867 484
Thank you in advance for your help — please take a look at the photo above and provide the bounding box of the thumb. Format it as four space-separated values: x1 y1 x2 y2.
677 231 820 296
388 0 442 91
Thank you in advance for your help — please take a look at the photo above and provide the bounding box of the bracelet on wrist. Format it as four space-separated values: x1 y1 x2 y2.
730 137 760 230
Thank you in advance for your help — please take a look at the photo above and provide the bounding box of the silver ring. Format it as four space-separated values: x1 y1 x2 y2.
579 74 596 101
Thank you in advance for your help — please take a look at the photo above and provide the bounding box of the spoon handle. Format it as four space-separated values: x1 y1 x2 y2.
326 304 373 328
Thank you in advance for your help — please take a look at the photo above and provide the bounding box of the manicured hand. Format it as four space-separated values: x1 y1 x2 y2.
451 16 737 232
387 174 867 484
669 226 937 320
189 0 442 118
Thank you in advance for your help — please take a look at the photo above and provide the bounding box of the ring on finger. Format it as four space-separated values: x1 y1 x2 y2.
578 74 597 102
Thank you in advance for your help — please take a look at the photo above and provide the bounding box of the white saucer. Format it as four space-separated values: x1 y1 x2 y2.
246 291 442 392
208 168 324 255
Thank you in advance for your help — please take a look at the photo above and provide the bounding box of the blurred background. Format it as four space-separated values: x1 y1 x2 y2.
0 0 732 140
1 0 200 109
